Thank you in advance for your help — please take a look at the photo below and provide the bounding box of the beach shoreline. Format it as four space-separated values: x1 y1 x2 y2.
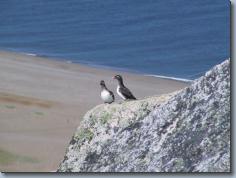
1 49 193 83
0 51 189 172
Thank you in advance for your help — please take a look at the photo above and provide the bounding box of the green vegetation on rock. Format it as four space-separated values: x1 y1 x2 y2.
76 129 94 142
100 112 112 125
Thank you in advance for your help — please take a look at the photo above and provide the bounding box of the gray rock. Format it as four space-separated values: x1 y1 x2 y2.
58 59 230 172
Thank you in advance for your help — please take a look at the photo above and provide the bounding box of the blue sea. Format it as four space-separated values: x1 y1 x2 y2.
0 0 230 81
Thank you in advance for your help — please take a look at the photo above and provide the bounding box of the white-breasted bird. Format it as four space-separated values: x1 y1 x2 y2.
100 80 115 104
113 75 136 100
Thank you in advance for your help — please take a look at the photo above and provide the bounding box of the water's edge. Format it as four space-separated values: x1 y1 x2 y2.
23 51 193 83
1 49 192 83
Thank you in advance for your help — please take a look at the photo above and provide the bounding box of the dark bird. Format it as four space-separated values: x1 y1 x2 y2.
100 80 115 104
113 75 136 100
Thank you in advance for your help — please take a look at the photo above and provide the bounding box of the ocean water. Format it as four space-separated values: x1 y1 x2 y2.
0 0 230 80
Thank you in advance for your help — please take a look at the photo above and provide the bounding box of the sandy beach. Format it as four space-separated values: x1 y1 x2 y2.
0 51 189 172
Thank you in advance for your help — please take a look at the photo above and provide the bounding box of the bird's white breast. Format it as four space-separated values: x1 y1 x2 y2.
117 86 126 100
101 90 113 103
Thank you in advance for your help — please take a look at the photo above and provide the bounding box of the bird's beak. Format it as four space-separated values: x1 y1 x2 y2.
112 76 115 79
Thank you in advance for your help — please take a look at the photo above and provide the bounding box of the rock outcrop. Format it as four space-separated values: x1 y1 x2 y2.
58 59 230 172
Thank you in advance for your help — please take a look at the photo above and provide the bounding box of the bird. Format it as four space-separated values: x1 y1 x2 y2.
113 75 136 100
100 80 115 104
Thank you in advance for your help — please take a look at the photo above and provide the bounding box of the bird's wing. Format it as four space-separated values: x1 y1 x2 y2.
109 90 115 100
120 87 136 99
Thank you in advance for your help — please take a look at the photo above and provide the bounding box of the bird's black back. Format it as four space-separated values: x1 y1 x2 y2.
120 86 136 100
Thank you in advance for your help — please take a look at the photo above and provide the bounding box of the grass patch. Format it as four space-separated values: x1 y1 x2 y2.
0 149 38 165
34 111 44 116
76 129 94 141
100 112 112 125
89 114 96 126
4 105 16 109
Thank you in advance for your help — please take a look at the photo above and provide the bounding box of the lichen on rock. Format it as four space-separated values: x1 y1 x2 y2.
58 59 230 172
